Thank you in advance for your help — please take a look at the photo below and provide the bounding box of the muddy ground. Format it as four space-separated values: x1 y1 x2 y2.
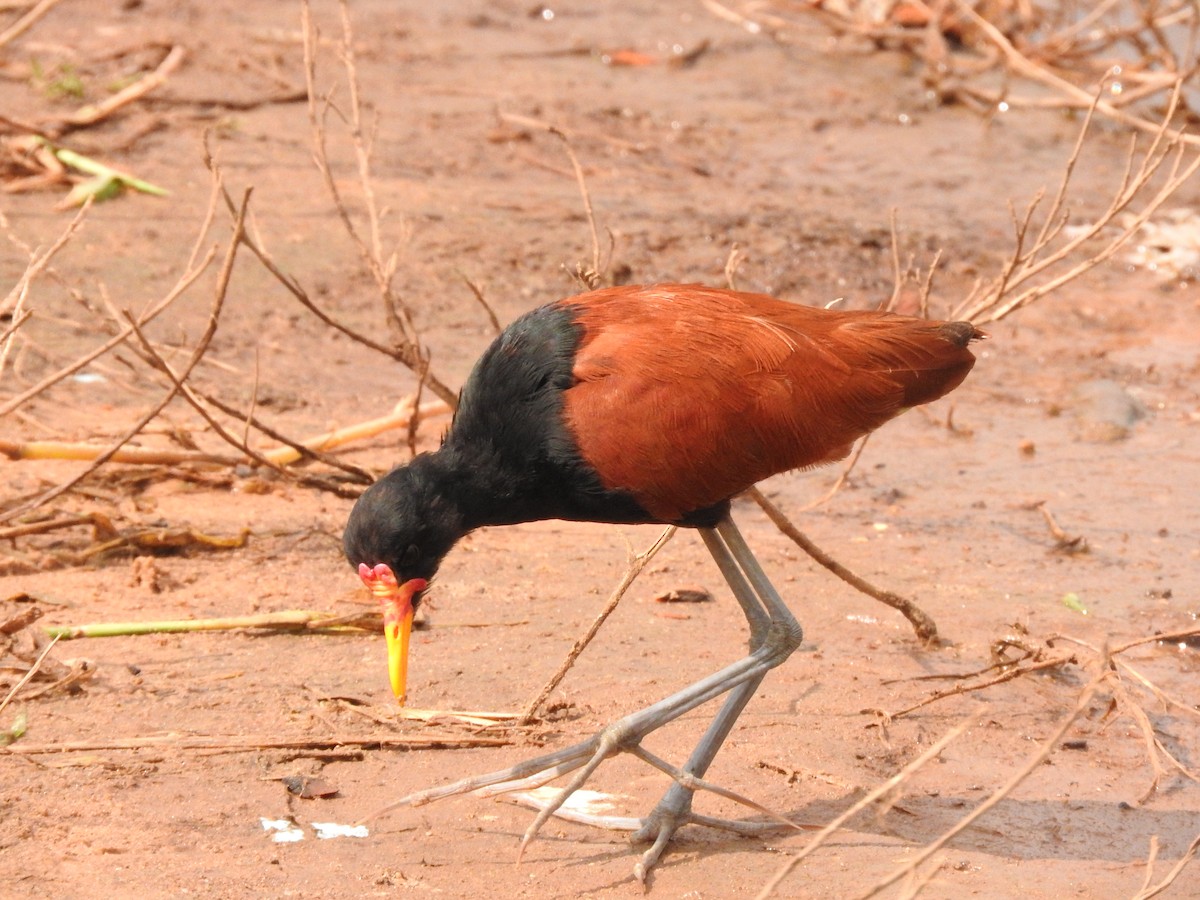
2 2 1199 898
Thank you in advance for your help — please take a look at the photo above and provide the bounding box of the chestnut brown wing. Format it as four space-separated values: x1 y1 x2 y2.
561 284 978 523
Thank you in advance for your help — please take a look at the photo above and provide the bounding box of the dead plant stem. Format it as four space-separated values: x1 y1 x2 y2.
519 526 676 724
747 486 938 643
756 714 976 899
0 188 250 524
858 664 1108 899
0 634 61 717
0 245 215 419
0 0 64 51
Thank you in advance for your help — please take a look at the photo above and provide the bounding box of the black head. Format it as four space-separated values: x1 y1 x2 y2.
343 458 466 603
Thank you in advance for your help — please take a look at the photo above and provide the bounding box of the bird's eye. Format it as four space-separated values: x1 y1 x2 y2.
400 544 420 570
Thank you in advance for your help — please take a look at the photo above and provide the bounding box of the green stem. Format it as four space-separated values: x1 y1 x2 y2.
44 609 377 640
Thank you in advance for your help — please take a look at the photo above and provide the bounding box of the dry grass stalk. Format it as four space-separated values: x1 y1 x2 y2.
855 663 1108 899
766 623 1199 899
460 275 503 336
732 1 1200 132
518 526 677 724
711 7 1200 328
123 312 290 474
875 651 1074 720
1133 832 1200 900
56 45 187 132
880 624 1200 801
756 714 977 899
549 125 605 286
392 708 521 728
947 0 1200 140
44 608 380 640
0 185 248 525
0 308 30 350
724 241 748 290
259 398 451 465
0 199 91 377
0 0 64 51
296 0 456 409
0 633 61 717
747 486 939 643
6 732 513 755
0 203 217 418
0 401 447 471
954 84 1200 324
489 111 610 286
1053 628 1200 802
629 743 803 832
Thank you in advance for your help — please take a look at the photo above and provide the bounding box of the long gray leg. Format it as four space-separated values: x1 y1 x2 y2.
369 514 803 882
630 515 802 879
699 525 771 649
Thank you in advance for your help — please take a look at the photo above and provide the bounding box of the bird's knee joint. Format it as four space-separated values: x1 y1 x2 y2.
766 618 803 659
674 771 700 791
599 719 641 752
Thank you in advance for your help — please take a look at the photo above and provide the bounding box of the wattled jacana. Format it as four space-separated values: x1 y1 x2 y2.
343 282 982 879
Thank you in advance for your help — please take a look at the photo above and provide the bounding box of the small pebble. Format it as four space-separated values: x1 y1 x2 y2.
1069 379 1146 442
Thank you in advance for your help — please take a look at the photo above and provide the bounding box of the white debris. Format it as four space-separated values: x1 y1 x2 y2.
260 817 304 843
312 822 370 839
260 817 369 842
845 614 881 625
516 787 619 817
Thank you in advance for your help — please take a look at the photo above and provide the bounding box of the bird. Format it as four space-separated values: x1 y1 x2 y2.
343 282 982 880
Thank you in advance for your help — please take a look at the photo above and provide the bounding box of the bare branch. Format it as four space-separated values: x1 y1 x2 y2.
748 486 938 643
0 188 251 524
0 0 65 51
757 714 977 899
519 526 677 724
858 662 1108 899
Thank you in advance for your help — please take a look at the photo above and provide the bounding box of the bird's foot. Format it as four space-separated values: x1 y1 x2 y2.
499 755 797 884
365 722 795 877
627 748 801 883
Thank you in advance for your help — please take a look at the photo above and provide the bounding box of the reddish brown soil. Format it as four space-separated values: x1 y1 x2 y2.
3 3 1199 898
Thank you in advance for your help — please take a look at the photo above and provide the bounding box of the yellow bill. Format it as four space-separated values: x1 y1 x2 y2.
357 563 427 705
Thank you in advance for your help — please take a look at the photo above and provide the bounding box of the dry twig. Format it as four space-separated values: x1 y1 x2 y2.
0 0 64 51
1133 832 1200 900
0 634 60 717
953 84 1200 324
756 714 977 899
857 662 1108 899
1 199 91 377
873 653 1075 721
294 0 456 407
1053 629 1200 801
747 486 939 643
0 186 249 524
0 186 217 417
549 126 605 286
53 45 187 133
519 526 677 724
5 732 512 755
44 609 380 640
730 1 1200 132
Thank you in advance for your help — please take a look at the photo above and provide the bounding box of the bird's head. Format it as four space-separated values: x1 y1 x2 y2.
343 461 464 704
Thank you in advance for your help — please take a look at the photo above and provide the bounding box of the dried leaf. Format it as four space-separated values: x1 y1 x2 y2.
653 587 713 603
282 775 339 799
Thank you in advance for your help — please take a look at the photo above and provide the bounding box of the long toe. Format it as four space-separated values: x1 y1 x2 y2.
630 782 694 845
632 812 686 885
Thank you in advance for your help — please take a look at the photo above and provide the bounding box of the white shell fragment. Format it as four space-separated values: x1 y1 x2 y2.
312 822 370 839
259 817 369 842
260 817 304 843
